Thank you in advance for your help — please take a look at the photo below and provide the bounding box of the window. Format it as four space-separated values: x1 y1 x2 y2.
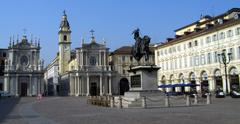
214 51 218 63
90 56 96 66
164 49 167 55
212 34 218 41
194 40 198 46
194 56 199 66
123 69 126 74
200 54 205 65
179 57 182 68
219 32 225 40
173 47 176 52
235 27 240 35
177 45 181 51
229 48 234 60
166 61 168 70
161 62 164 70
174 59 177 69
3 52 6 57
184 57 187 67
170 60 173 70
190 56 193 67
207 53 211 64
200 39 204 46
238 46 240 59
122 56 125 62
188 42 192 48
169 48 172 54
227 30 233 37
206 36 211 43
63 35 67 41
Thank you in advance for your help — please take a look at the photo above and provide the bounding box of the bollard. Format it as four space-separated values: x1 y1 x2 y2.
118 96 123 109
194 94 198 105
110 96 115 108
142 96 147 108
186 95 191 106
165 95 170 107
206 93 211 104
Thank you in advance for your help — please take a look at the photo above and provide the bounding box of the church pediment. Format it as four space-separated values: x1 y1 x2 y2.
9 35 40 49
13 41 31 49
82 42 105 49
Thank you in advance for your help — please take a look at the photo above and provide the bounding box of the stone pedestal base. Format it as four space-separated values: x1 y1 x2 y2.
119 65 162 108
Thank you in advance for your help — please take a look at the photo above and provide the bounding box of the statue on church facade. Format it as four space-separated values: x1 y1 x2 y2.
131 28 151 65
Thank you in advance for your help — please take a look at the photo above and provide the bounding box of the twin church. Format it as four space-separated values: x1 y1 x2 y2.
0 11 119 96
45 11 118 96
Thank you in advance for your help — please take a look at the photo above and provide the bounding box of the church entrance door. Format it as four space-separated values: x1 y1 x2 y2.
0 83 3 91
120 78 129 95
21 83 28 96
90 82 97 96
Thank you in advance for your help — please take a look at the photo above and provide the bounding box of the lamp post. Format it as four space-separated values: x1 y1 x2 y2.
218 50 232 94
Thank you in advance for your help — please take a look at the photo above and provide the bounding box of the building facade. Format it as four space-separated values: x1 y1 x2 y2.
44 57 59 96
4 35 44 96
46 11 117 96
0 49 8 91
109 46 155 95
155 8 240 93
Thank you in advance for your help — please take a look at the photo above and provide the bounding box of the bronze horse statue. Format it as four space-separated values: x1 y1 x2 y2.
131 28 151 64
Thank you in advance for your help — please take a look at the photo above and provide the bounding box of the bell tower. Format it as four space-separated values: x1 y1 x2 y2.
58 10 71 74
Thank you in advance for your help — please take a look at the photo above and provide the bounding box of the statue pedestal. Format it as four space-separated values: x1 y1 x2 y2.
120 66 164 108
128 66 160 91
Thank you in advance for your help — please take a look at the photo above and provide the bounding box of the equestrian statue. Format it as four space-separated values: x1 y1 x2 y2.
131 28 151 65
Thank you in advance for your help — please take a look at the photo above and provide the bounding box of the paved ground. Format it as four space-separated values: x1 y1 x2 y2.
0 96 240 124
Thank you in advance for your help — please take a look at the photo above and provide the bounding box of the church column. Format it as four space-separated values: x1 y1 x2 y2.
100 75 103 96
81 51 83 67
99 51 102 66
29 75 32 96
74 76 76 96
85 52 88 66
86 75 90 96
79 77 82 96
104 51 106 70
38 76 43 94
16 76 19 96
77 76 80 95
108 75 112 95
4 76 9 92
37 78 40 95
69 76 73 96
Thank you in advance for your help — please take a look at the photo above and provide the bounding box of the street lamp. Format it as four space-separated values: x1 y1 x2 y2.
218 50 232 94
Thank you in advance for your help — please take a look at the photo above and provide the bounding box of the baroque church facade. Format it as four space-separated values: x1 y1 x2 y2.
4 35 44 96
46 11 118 96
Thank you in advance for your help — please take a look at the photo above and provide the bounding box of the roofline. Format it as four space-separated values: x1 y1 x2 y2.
175 8 240 32
156 18 240 49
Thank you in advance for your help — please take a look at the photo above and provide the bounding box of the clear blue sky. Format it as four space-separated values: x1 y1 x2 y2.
0 0 239 65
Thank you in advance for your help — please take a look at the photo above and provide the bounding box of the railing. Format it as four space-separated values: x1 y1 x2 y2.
87 95 111 107
87 93 212 109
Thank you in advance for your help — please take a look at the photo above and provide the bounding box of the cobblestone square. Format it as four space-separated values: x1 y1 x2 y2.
0 97 240 124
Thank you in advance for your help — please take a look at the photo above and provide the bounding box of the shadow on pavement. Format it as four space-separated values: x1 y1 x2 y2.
0 97 21 123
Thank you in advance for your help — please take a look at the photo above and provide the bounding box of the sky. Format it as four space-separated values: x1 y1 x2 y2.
0 0 239 65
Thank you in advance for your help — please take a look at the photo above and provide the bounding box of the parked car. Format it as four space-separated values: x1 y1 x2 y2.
215 89 225 98
230 90 240 98
0 91 11 97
